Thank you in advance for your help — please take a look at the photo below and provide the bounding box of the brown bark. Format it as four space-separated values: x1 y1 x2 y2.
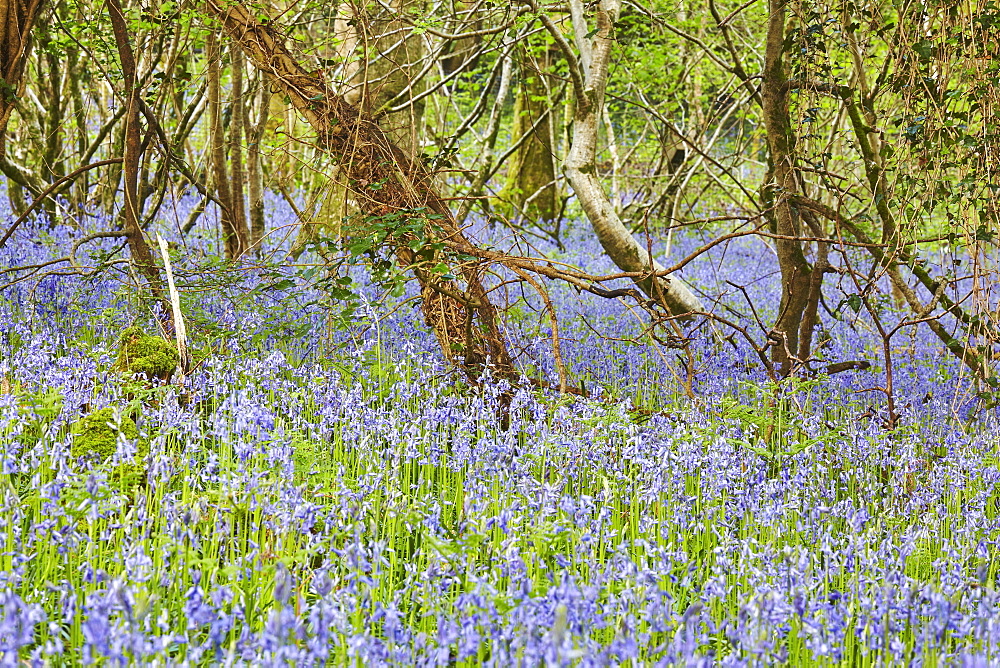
0 0 44 142
105 0 169 323
0 0 45 215
791 194 989 379
205 0 515 380
229 46 250 247
206 28 243 259
760 0 813 376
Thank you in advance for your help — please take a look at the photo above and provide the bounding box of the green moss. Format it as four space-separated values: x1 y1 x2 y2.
116 326 178 382
71 407 149 490
71 407 140 462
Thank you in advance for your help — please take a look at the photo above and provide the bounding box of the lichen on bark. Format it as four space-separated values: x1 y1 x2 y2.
499 62 558 222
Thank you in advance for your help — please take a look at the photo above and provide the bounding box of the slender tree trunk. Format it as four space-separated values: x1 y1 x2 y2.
798 212 828 362
229 46 249 246
207 0 516 380
105 0 169 323
0 0 43 210
456 51 513 226
825 31 992 380
33 26 62 221
206 28 242 259
560 0 703 318
41 41 63 181
67 47 90 209
0 0 45 141
760 0 813 375
247 75 268 249
102 123 125 212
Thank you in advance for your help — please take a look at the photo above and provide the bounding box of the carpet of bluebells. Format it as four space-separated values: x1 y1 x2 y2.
2 192 1000 665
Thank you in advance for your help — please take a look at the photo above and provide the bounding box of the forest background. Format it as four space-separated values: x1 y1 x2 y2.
2 0 1000 663
3 0 999 397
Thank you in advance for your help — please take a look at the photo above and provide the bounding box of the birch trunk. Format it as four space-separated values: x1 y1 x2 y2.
563 0 702 318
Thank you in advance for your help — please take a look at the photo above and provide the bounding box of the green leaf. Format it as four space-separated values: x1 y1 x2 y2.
347 239 372 256
913 39 934 62
263 279 295 292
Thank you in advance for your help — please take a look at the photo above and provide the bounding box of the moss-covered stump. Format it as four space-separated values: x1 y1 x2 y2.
116 326 178 382
71 407 140 461
71 407 148 489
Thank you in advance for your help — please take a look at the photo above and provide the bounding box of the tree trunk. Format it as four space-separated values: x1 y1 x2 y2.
229 46 250 247
760 0 813 376
31 22 62 222
247 74 269 249
41 39 64 184
206 28 243 259
561 0 703 318
67 46 91 209
206 0 516 381
500 47 558 222
105 0 169 324
0 0 44 141
291 1 428 254
359 0 428 156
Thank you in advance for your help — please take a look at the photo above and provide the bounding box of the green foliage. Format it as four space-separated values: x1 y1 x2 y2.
717 377 828 475
290 206 463 337
19 387 64 421
7 386 64 449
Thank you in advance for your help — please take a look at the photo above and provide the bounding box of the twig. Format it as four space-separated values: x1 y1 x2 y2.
0 159 124 249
